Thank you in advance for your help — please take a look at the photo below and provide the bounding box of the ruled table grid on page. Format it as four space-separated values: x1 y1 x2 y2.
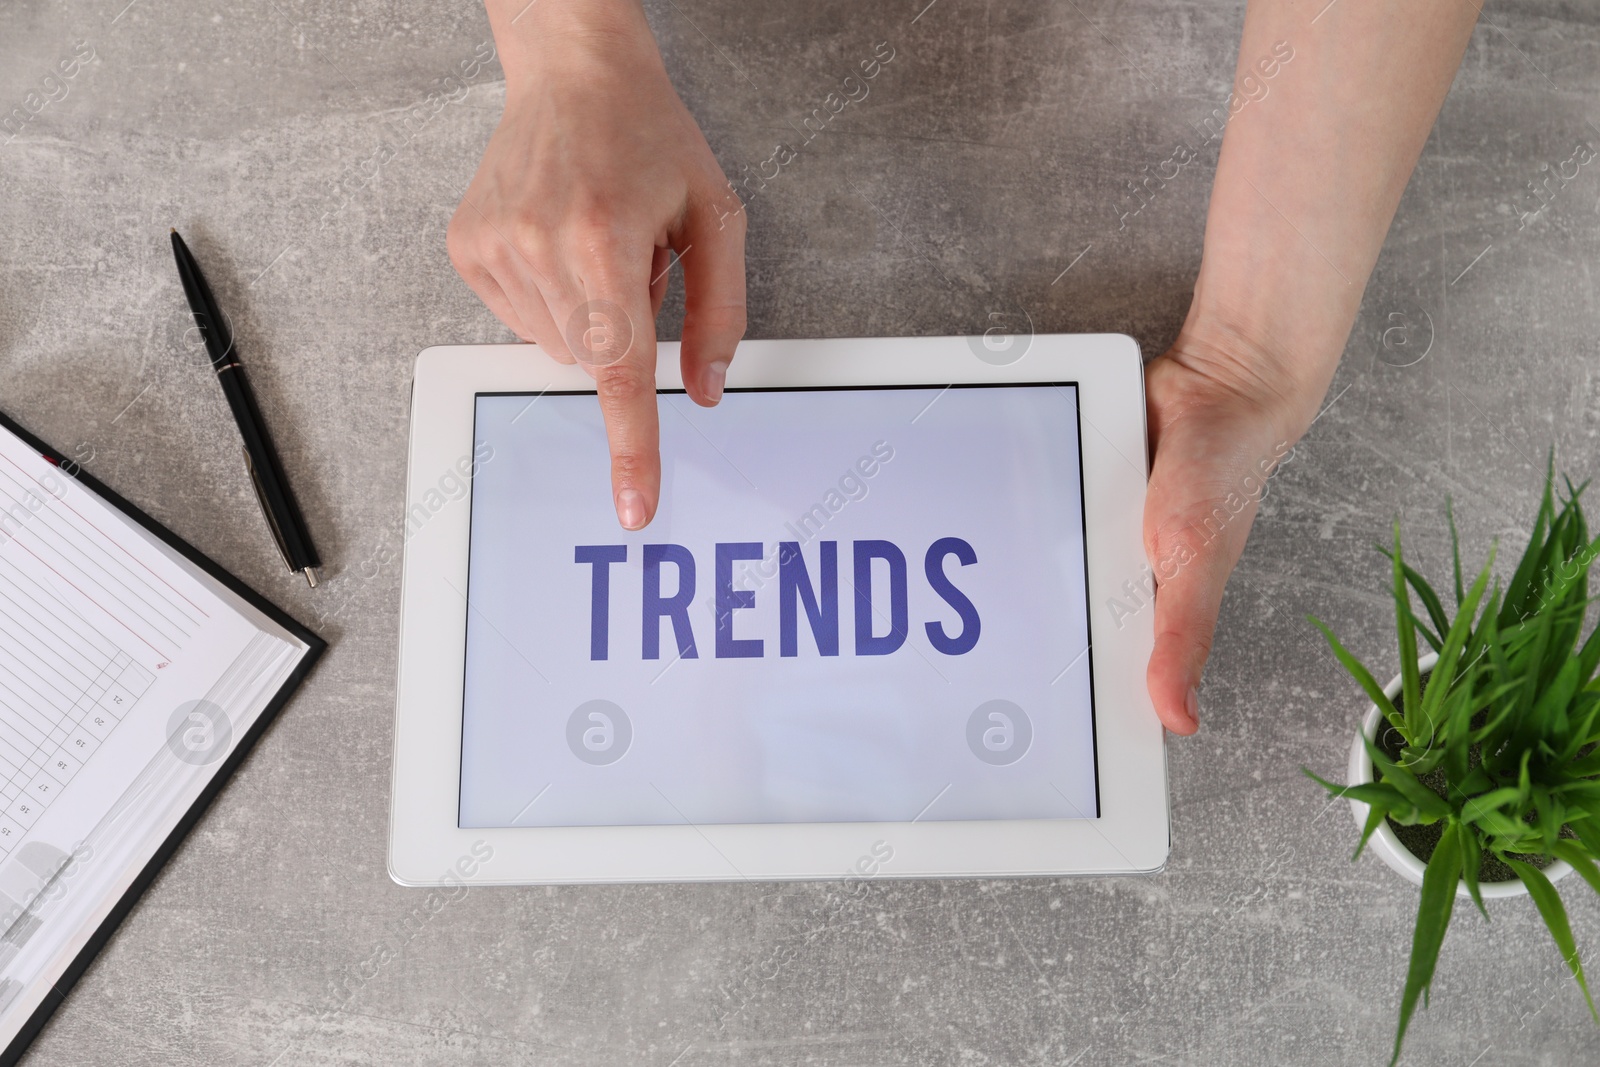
0 625 156 853
0 449 199 855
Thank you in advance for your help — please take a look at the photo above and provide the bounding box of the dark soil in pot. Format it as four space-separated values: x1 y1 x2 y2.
1374 688 1563 883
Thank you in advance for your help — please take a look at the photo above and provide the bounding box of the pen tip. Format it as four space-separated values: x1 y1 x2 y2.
170 228 176 234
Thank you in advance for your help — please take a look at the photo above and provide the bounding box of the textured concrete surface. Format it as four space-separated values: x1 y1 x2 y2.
3 0 1600 1064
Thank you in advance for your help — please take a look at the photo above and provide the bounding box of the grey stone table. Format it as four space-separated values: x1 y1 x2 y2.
3 1 1599 1064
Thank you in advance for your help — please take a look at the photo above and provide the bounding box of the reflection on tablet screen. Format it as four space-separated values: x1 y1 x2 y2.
457 384 1098 827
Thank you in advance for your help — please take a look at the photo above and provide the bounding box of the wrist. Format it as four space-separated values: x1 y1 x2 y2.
1169 277 1345 448
1175 209 1363 442
485 0 661 88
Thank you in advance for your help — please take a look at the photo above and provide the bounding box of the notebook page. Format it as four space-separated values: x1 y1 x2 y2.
0 632 300 1025
0 423 304 1035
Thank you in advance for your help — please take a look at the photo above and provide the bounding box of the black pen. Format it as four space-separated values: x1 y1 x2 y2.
170 229 321 588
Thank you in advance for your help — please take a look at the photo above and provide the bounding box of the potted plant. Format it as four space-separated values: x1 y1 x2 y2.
1305 461 1600 1065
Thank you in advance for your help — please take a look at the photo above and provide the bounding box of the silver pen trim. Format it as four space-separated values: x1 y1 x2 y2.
242 444 295 573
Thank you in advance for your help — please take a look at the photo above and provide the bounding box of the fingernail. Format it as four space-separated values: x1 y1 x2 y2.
704 361 728 404
1185 686 1200 729
617 488 646 530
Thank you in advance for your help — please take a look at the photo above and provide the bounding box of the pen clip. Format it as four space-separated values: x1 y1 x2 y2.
243 445 295 574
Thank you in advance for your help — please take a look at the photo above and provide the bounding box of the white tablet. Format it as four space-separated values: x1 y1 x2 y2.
389 336 1167 885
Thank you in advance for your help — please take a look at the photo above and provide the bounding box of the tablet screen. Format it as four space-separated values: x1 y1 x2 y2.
457 384 1098 827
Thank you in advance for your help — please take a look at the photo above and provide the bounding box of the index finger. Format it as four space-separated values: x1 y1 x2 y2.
569 242 661 531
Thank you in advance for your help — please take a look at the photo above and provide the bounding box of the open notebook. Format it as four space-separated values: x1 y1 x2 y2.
0 411 323 1063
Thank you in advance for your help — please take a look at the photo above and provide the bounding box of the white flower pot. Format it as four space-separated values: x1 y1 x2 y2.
1345 652 1573 899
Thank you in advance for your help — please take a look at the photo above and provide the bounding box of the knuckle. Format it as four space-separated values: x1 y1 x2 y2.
697 176 748 228
687 301 747 342
502 219 557 277
704 197 747 239
1146 506 1228 580
609 448 652 488
564 208 629 261
594 362 656 410
448 217 501 279
1159 622 1215 663
568 300 637 364
523 247 563 289
477 231 518 275
445 212 474 266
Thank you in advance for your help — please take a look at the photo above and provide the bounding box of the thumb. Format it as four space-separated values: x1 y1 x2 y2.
675 187 748 407
1145 521 1244 736
1143 399 1282 735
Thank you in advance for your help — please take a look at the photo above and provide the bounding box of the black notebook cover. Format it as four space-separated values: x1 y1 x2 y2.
0 407 326 1066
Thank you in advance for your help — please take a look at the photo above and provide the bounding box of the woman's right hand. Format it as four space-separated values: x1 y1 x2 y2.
449 0 748 531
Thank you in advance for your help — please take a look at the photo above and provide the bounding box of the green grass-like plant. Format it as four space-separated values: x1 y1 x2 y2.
1304 459 1600 1065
